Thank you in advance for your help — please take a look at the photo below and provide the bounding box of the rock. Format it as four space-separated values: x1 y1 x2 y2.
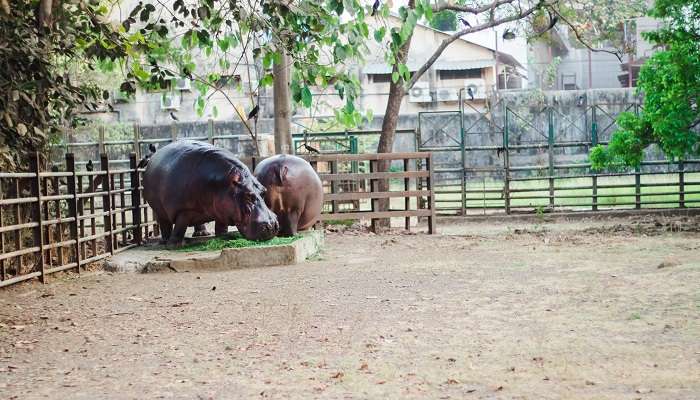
657 259 680 269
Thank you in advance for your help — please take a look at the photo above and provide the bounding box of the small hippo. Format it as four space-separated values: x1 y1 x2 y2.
142 140 279 247
254 154 323 236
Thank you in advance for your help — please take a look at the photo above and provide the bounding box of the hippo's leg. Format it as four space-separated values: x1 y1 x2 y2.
278 211 299 237
156 216 173 245
214 221 229 236
192 224 210 237
167 215 189 248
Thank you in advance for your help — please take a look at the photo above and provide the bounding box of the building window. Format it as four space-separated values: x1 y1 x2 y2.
368 73 393 83
438 69 482 80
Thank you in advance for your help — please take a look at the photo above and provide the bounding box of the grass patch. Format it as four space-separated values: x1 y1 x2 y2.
323 219 355 227
177 233 302 252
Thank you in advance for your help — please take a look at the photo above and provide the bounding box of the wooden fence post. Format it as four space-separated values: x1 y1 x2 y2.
330 160 338 214
404 158 410 231
591 106 598 211
170 122 177 143
369 159 377 232
98 125 106 154
65 153 81 273
426 154 436 234
0 179 4 281
129 153 143 245
503 106 511 215
635 166 641 209
133 122 141 159
547 108 555 208
679 161 685 208
100 154 114 254
29 153 46 283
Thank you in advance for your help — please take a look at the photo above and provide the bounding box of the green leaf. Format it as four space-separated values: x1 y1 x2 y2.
301 86 312 107
374 27 386 42
391 71 399 83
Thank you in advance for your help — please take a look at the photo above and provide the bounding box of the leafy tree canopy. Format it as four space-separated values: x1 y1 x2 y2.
429 10 457 32
590 0 700 170
0 0 130 170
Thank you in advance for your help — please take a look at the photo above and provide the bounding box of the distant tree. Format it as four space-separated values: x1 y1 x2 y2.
429 10 457 32
590 0 700 169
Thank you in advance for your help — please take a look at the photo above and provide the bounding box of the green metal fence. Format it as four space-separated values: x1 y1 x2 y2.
421 95 700 215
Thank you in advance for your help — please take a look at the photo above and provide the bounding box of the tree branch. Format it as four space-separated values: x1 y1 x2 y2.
405 1 547 92
551 8 624 62
432 0 515 14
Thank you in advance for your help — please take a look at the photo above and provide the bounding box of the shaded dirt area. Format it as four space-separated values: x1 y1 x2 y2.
1 214 699 399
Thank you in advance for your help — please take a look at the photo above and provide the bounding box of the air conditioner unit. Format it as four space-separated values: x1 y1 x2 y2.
436 88 459 102
463 78 487 100
160 92 181 110
174 78 192 91
409 82 432 103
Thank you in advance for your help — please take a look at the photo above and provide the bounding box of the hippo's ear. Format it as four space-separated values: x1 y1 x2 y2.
276 165 288 185
229 169 243 186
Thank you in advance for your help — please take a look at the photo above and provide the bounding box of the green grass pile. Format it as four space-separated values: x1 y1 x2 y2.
178 233 301 252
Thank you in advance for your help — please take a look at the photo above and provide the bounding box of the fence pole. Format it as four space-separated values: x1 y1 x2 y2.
207 118 214 144
426 154 436 234
635 166 641 209
503 106 511 214
404 158 410 230
330 160 338 214
547 108 555 208
65 153 81 273
100 154 114 254
98 125 106 154
459 103 467 216
0 179 4 281
29 153 46 283
591 106 598 211
170 122 177 143
679 160 685 208
133 122 141 159
369 160 377 232
129 153 143 245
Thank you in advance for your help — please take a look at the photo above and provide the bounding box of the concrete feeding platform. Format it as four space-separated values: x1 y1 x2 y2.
104 230 324 273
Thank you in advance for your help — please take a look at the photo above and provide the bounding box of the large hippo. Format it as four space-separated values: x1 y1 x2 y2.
142 140 279 246
254 154 323 236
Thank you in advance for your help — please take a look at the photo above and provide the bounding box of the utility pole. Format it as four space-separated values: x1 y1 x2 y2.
588 49 593 89
273 49 292 154
494 28 499 94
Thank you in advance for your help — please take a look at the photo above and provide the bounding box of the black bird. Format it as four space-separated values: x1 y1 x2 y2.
459 16 471 28
247 104 259 121
169 111 178 121
467 87 475 101
371 0 380 16
537 11 558 36
86 159 93 171
303 143 320 154
138 144 157 169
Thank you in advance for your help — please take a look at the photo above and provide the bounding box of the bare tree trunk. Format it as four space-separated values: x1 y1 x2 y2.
375 0 415 229
273 50 292 154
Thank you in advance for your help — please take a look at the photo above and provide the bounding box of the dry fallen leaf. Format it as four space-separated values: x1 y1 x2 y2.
330 372 344 379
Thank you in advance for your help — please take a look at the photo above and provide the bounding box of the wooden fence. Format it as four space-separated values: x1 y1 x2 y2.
0 153 158 288
1 151 435 288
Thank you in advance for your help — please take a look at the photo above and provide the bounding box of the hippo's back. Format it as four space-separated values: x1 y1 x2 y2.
142 140 238 218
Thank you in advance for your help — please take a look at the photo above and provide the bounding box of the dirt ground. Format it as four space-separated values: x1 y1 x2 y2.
1 213 699 399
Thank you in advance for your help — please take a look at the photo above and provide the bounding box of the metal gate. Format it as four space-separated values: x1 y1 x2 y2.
416 111 465 215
